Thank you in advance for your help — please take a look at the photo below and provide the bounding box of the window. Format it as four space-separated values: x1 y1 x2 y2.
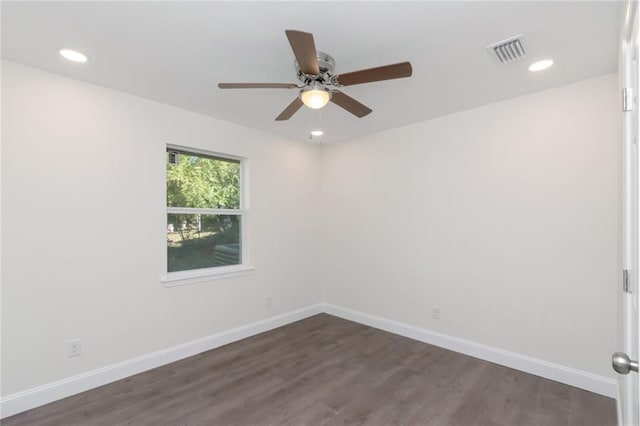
164 146 251 284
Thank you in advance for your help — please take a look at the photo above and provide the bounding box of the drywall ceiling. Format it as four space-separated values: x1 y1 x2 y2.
1 1 622 144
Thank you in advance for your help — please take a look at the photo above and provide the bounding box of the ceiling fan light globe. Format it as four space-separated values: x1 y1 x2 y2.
300 88 331 109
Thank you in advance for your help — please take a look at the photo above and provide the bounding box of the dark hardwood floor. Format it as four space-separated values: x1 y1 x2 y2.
3 314 616 426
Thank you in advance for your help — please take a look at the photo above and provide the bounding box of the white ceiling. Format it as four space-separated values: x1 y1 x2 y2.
1 1 622 144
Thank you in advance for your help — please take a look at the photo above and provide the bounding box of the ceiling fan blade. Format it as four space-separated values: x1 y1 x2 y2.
218 83 298 89
275 97 304 121
285 30 320 75
330 91 372 118
335 62 413 86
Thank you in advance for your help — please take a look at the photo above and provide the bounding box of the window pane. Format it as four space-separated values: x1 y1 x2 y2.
167 214 241 272
166 151 240 209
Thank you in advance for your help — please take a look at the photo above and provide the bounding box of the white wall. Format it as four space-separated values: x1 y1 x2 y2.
1 61 322 396
1 62 620 402
320 74 620 379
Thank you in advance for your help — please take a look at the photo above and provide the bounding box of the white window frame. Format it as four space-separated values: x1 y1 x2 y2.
162 144 253 287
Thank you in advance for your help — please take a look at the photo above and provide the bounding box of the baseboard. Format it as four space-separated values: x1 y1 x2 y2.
321 303 617 398
0 304 323 419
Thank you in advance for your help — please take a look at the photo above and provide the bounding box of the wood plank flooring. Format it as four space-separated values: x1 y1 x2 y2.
3 314 616 425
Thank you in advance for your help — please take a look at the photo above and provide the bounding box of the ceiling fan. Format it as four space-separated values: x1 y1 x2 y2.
218 30 413 121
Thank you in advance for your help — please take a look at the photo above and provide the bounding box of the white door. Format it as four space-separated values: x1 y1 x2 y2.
617 2 640 425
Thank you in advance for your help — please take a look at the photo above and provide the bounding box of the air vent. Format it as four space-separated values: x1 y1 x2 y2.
487 35 526 64
168 150 179 165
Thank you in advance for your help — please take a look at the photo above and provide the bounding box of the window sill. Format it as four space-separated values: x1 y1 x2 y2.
161 264 255 287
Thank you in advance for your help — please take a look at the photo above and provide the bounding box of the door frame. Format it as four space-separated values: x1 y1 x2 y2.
618 1 640 425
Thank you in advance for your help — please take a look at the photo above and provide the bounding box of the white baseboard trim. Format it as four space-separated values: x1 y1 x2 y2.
321 303 617 399
0 304 323 419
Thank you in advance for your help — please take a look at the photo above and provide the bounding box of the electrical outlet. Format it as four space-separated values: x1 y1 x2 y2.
68 339 81 358
431 306 441 320
266 296 272 308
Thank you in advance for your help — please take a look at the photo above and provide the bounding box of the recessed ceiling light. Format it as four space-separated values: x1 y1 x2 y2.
528 59 553 72
59 49 88 63
310 130 324 137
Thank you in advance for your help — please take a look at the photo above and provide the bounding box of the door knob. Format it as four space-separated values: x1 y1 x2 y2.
612 352 639 374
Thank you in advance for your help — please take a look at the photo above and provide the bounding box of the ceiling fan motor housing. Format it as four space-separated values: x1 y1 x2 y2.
296 51 335 84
